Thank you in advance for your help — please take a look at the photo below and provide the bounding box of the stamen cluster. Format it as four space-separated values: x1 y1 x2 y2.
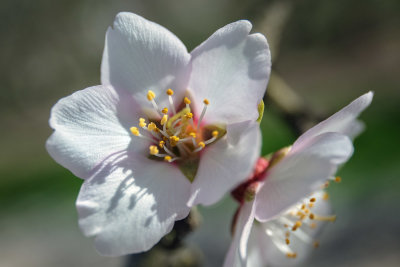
130 89 221 163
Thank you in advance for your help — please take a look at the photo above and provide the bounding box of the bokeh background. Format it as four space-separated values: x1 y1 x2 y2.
1 0 399 266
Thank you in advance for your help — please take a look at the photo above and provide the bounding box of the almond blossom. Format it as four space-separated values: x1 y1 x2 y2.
224 92 373 267
46 12 271 256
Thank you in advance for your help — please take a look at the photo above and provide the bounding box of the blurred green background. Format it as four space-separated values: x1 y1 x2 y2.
1 0 399 266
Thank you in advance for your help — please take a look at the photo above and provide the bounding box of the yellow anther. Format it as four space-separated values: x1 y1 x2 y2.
203 98 210 105
212 130 218 137
189 132 196 138
184 97 191 104
149 145 159 155
139 118 147 128
185 112 193 119
286 253 297 259
130 127 140 136
198 142 205 148
292 221 302 231
285 231 290 237
170 136 180 146
324 181 330 188
313 241 320 248
162 107 168 114
301 204 306 210
148 122 157 131
335 176 342 183
166 88 174 96
323 192 330 200
310 197 316 203
164 155 172 162
147 90 156 101
285 238 290 245
308 203 315 208
309 213 315 220
159 141 165 148
161 115 168 125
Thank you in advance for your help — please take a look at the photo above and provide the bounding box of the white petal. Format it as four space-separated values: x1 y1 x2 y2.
293 92 373 150
255 132 353 222
46 85 144 179
246 222 268 266
257 191 332 266
187 121 261 206
77 154 191 256
223 201 255 267
188 20 271 124
101 12 191 105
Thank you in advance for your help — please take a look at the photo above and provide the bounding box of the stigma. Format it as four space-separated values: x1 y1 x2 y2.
130 89 224 163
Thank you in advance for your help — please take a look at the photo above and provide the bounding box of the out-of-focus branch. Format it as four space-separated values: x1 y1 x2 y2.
125 209 203 267
256 0 323 135
268 71 322 135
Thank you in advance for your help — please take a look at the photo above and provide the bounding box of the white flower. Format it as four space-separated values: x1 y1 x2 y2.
46 12 271 256
224 92 373 267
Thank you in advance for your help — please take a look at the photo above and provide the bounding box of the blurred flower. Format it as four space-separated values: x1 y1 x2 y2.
224 92 373 266
46 12 271 256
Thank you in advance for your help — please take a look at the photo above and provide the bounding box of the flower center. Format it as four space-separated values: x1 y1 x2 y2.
129 89 225 181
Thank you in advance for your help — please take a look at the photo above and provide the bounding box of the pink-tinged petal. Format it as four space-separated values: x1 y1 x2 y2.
188 20 271 124
187 121 261 207
223 201 255 267
77 153 191 256
293 92 373 151
101 12 191 105
46 85 145 179
255 132 353 222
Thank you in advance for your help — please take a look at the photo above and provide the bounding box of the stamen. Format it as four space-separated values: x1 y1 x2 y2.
147 122 157 131
167 88 177 115
162 107 168 114
139 118 147 128
197 99 209 129
334 176 342 183
292 221 302 231
164 155 172 162
170 136 180 147
130 127 140 136
149 145 159 155
130 127 154 142
204 130 219 145
147 90 156 101
193 142 205 153
161 115 168 126
159 140 165 148
147 90 162 116
163 145 177 158
286 252 297 259
312 215 337 222
184 97 191 109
